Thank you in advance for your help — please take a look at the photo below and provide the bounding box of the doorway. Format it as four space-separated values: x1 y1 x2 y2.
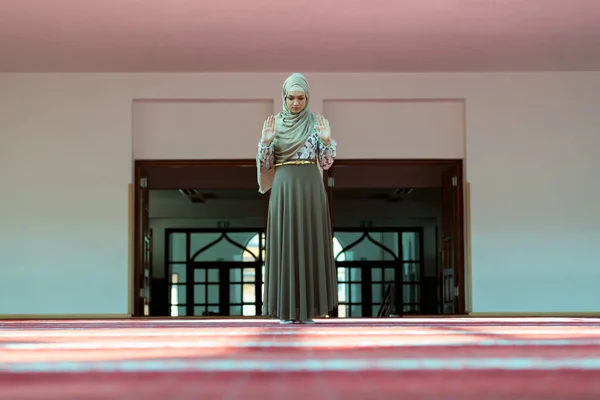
323 160 465 315
133 159 465 317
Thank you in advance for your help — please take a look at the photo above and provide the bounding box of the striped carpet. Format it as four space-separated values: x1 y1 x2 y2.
1 317 600 399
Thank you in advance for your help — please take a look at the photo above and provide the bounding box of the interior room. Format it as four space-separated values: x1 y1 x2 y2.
2 1 599 398
143 161 460 318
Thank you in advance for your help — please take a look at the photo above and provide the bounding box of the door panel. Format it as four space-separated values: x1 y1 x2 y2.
138 171 152 316
441 166 459 314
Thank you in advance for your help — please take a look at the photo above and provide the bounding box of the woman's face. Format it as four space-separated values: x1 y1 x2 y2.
286 91 307 114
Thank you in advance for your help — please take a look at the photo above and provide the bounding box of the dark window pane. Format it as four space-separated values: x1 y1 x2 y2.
230 268 241 283
229 284 241 303
194 269 206 283
169 233 187 262
194 285 206 303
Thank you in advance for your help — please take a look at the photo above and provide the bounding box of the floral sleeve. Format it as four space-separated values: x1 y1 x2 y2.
317 138 337 170
257 140 275 170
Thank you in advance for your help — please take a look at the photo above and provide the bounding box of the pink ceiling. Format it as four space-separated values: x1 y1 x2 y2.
1 0 599 72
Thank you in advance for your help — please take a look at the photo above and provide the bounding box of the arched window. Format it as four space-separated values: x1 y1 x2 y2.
242 233 265 262
241 233 346 316
243 233 345 262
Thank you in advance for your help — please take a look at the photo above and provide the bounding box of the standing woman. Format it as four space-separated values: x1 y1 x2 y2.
257 73 338 324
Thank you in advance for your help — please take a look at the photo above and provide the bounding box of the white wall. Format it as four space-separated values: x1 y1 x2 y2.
1 72 599 315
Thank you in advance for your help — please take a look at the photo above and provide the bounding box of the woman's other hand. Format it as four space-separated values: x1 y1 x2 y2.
261 115 276 144
316 114 331 144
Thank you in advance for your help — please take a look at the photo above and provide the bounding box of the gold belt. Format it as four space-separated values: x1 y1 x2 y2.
274 160 316 167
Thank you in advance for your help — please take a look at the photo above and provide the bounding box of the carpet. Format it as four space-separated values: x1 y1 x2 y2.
1 317 600 399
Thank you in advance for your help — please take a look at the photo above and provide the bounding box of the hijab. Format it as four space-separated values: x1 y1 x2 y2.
257 73 316 194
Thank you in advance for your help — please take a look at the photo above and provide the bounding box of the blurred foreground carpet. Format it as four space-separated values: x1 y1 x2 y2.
1 317 600 399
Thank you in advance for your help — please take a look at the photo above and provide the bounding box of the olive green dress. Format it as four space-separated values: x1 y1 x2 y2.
257 129 338 321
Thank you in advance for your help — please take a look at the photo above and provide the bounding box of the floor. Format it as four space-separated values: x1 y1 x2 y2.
1 317 600 399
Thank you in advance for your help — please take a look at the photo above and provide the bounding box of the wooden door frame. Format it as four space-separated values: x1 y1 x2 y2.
326 159 465 315
132 158 466 316
133 159 257 316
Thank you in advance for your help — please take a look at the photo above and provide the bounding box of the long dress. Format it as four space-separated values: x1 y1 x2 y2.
258 128 338 321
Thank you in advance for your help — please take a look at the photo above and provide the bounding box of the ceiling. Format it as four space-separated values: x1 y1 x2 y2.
1 0 600 72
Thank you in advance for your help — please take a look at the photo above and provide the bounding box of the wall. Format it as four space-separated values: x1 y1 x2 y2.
1 72 599 315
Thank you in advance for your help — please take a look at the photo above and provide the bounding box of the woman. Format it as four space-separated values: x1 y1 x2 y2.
257 73 338 324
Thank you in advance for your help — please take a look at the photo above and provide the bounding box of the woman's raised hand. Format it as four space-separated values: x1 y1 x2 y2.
315 114 331 143
261 115 276 144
